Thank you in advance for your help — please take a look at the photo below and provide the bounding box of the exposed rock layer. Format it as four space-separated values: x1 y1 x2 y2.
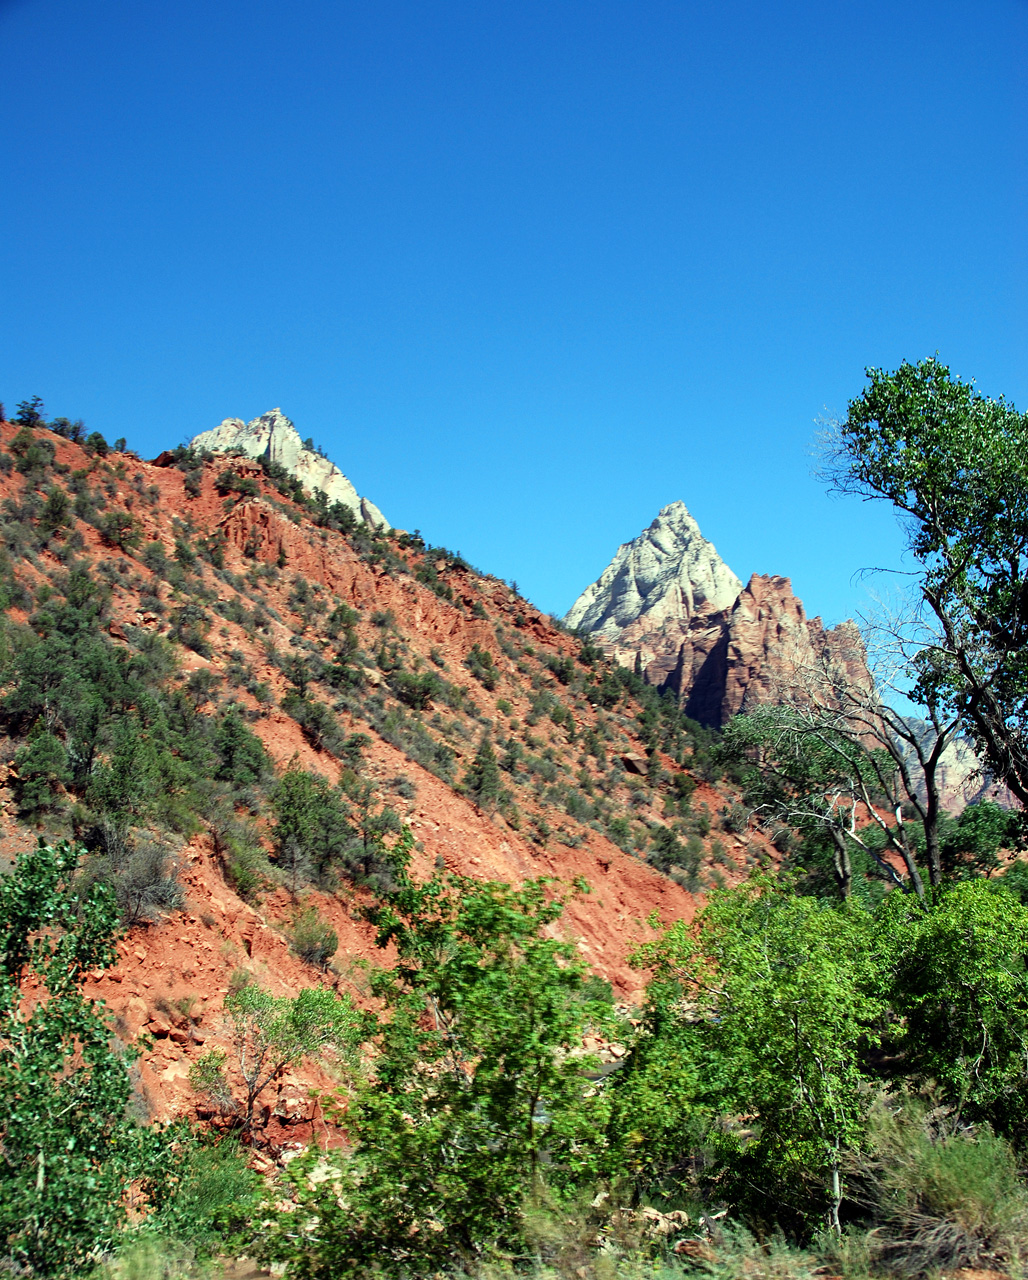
191 408 390 530
566 505 868 727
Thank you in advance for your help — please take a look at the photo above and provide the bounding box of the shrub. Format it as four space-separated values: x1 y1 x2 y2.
722 800 750 833
465 643 498 690
85 841 185 926
214 468 259 499
845 1097 1028 1277
390 669 443 709
281 691 347 755
287 906 339 970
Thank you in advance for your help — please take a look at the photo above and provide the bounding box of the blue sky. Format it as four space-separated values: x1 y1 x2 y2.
2 0 1025 624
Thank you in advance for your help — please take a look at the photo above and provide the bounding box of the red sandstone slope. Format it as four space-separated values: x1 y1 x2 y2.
0 422 774 1127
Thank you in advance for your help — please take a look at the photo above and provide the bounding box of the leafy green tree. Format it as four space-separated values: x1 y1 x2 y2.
189 983 364 1138
0 840 168 1276
635 880 884 1233
940 799 1021 878
265 859 610 1277
826 358 1028 809
877 878 1028 1142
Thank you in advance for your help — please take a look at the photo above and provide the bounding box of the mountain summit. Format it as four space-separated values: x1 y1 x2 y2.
190 408 390 530
566 500 867 727
564 500 742 639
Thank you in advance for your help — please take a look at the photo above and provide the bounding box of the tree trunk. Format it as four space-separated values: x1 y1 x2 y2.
829 829 852 899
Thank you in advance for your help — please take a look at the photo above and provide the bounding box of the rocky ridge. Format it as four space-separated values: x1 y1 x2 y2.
0 416 782 1135
191 408 390 530
566 505 868 726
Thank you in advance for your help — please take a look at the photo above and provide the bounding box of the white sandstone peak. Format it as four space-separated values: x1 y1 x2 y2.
190 409 389 530
563 501 742 638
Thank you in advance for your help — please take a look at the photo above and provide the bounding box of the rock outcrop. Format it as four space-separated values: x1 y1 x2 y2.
565 501 742 640
566 506 870 727
190 408 390 530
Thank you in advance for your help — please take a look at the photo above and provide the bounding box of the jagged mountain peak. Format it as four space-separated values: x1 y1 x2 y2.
190 409 390 530
564 500 743 639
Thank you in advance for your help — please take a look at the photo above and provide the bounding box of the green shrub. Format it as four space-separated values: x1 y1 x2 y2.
288 905 339 970
391 668 443 709
465 643 498 690
213 706 270 785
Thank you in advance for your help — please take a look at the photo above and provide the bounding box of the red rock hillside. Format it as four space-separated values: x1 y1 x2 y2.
0 421 776 1134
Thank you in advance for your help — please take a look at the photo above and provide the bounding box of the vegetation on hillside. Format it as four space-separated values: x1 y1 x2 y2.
2 366 1028 1279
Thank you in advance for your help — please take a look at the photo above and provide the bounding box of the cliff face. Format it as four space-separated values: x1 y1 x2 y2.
191 408 390 530
566 508 870 727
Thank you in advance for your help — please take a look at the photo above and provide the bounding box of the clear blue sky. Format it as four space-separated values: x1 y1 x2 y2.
2 0 1025 625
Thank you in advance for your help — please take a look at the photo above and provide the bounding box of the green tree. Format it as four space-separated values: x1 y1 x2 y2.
826 358 1028 809
0 840 168 1276
13 729 72 817
189 983 363 1137
38 486 71 537
213 706 270 785
14 396 46 428
265 859 610 1277
464 732 501 809
270 764 353 884
877 878 1028 1142
635 880 884 1233
98 509 140 552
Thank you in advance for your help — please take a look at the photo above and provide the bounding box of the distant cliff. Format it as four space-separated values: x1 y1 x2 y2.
191 408 390 530
565 504 868 727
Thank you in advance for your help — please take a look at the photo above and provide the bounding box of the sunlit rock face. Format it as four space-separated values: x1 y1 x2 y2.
564 500 742 639
565 502 870 727
191 408 389 530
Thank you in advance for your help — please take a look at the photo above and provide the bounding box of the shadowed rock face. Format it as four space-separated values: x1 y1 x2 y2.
566 505 870 727
190 408 390 531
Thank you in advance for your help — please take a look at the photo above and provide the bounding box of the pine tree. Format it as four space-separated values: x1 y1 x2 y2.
465 733 501 809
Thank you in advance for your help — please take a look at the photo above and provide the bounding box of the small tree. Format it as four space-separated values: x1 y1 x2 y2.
464 732 501 809
265 859 611 1277
189 982 364 1137
0 840 169 1275
14 396 45 428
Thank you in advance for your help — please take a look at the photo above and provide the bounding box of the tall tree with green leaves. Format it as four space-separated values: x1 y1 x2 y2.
265 846 611 1277
824 358 1028 808
0 840 168 1276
